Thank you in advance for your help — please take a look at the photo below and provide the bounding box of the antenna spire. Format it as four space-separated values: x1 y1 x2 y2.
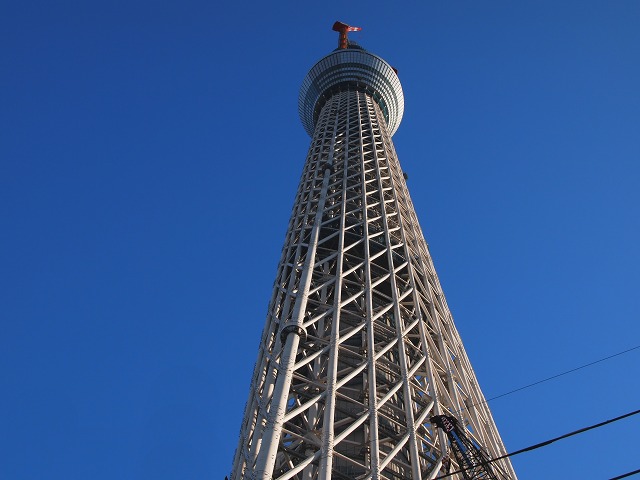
332 21 361 49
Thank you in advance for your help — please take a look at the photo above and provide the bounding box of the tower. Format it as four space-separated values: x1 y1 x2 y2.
231 23 516 480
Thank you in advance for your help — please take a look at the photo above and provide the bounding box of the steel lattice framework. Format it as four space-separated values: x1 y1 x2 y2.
231 40 516 480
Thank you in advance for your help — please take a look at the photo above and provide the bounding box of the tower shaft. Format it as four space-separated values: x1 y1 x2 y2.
231 33 516 479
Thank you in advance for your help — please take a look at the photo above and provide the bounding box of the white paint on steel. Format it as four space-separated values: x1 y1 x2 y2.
231 44 516 479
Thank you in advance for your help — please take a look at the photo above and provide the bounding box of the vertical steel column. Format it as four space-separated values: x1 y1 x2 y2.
253 162 333 479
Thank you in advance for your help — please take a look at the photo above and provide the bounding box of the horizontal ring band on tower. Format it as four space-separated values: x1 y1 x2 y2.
299 48 404 137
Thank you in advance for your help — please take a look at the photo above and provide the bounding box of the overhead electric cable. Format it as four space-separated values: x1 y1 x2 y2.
436 407 640 479
608 468 640 480
486 344 640 403
455 344 640 415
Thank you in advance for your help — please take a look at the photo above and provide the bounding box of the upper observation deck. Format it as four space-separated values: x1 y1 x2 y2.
298 43 405 137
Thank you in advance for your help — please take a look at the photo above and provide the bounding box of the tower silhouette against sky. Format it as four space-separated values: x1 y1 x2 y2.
231 23 516 480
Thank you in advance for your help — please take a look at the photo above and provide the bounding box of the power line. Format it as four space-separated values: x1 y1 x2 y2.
609 468 640 480
485 344 640 403
455 344 640 416
437 407 640 479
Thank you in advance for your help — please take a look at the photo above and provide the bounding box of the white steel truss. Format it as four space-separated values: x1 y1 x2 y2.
231 56 516 480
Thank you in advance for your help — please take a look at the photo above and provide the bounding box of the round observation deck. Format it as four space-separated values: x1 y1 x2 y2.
299 47 404 137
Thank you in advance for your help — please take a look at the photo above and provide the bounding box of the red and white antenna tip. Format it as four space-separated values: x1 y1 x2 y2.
332 21 362 49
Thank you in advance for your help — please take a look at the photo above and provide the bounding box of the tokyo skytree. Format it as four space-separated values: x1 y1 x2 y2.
231 22 516 480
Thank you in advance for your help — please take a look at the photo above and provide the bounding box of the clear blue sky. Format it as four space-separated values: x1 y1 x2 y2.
2 1 639 479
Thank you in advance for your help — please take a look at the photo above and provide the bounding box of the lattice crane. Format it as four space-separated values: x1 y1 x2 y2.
432 415 509 480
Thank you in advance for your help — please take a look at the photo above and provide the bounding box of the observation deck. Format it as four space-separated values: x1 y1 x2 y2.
298 45 404 137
